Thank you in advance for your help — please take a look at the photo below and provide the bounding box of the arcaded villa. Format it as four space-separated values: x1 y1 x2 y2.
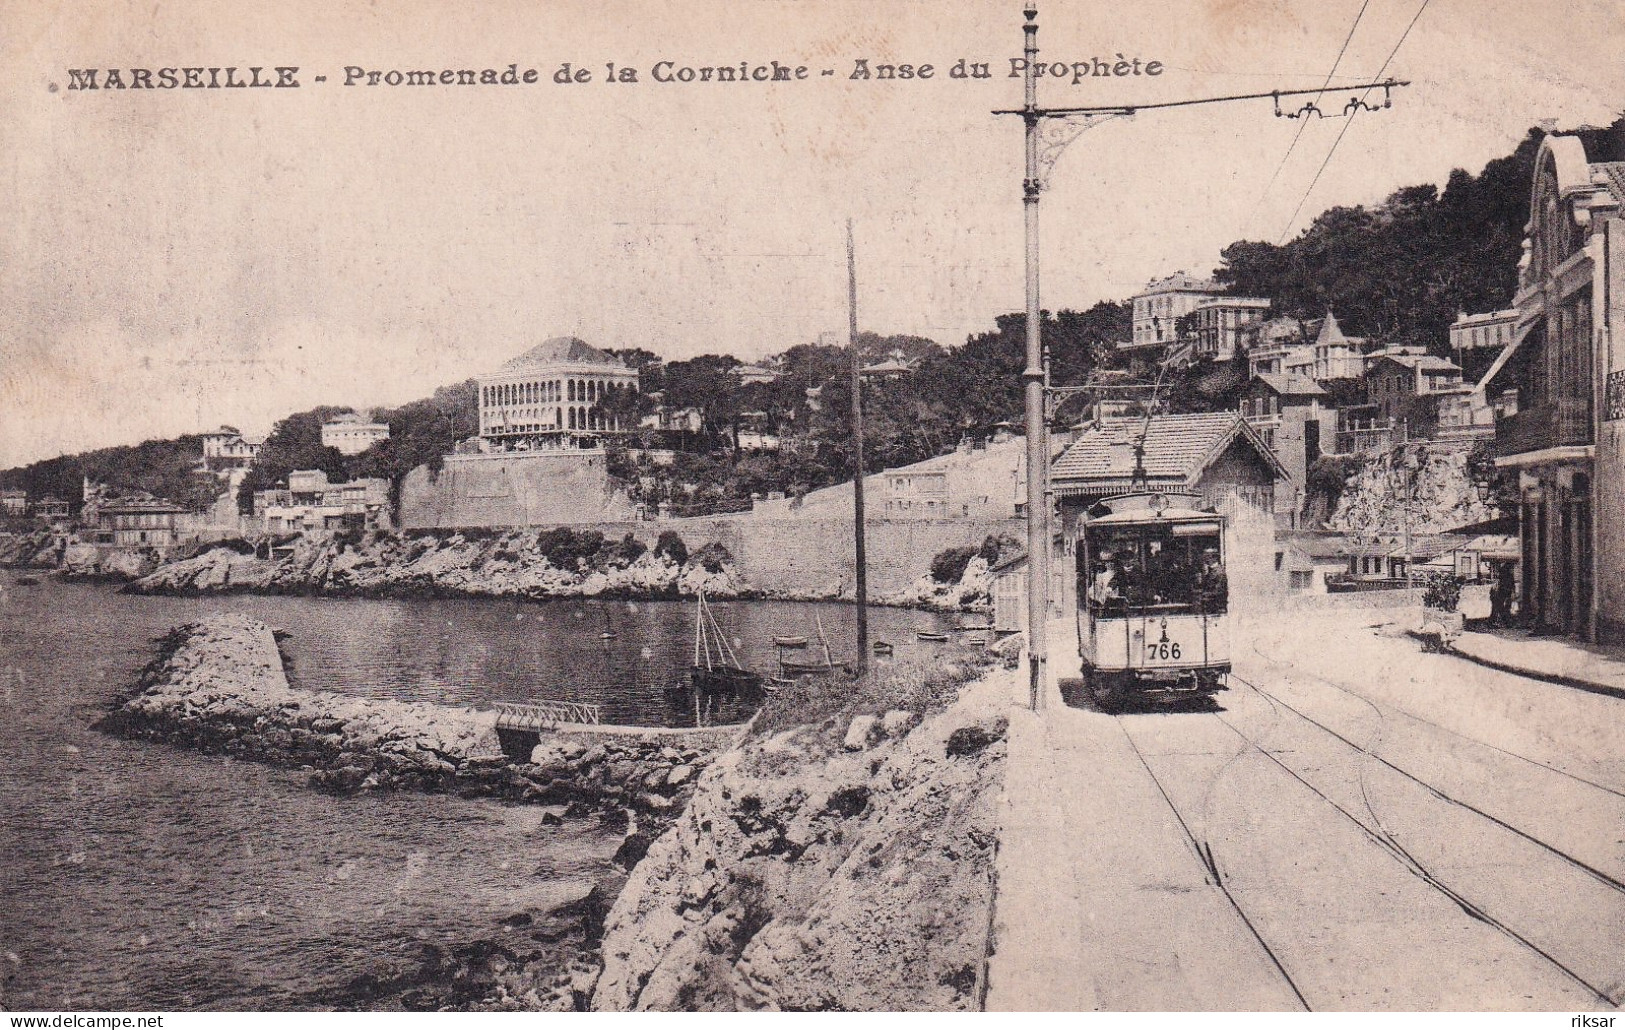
477 337 640 451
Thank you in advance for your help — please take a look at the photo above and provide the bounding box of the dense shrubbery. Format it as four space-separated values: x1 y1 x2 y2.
930 546 979 585
1422 572 1464 611
692 541 732 574
535 528 605 570
654 530 689 567
603 532 647 566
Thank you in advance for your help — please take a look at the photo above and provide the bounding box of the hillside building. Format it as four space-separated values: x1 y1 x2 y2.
255 470 390 533
1 489 26 516
1130 272 1223 348
1482 132 1625 641
320 414 390 456
477 337 639 452
92 498 192 546
1449 308 1518 358
1367 354 1466 428
1189 296 1272 362
1245 317 1308 376
201 426 264 467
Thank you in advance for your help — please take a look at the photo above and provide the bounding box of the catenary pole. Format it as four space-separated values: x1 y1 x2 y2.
1021 6 1047 711
848 219 869 676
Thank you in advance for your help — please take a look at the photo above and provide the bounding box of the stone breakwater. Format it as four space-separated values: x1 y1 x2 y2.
126 532 748 600
591 667 1014 1011
104 614 733 824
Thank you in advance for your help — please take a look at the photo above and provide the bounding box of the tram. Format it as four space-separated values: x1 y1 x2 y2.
1075 491 1230 710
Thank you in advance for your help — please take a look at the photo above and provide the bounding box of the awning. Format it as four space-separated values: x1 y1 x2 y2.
1478 316 1537 395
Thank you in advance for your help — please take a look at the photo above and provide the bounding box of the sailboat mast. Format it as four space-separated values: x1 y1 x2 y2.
694 591 704 668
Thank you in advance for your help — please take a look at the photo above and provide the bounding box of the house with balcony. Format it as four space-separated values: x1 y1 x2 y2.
255 471 390 533
92 497 194 547
1189 296 1272 362
1238 373 1330 503
1480 131 1625 641
1366 354 1465 436
1245 316 1308 376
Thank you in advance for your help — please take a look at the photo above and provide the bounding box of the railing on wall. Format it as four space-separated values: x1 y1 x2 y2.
495 699 603 730
1494 396 1593 455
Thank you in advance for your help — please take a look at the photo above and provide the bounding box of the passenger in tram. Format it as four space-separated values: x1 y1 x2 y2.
1090 547 1126 610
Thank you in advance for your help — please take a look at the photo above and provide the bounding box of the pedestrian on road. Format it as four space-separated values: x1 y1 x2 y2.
1491 562 1515 627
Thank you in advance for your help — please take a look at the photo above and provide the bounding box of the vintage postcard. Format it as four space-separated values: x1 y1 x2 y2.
3 0 1624 1017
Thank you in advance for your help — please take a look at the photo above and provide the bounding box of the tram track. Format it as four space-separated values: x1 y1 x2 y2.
1112 714 1311 1012
1210 677 1621 1007
1248 631 1625 803
1228 671 1625 900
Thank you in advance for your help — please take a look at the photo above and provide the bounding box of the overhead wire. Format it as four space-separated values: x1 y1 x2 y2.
1277 0 1434 244
1240 0 1373 237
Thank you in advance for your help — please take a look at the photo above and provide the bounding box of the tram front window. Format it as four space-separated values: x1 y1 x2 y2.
1082 523 1227 615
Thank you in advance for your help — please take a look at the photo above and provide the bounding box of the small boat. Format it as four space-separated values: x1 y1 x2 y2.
598 610 617 640
779 612 849 677
15 575 40 586
872 640 894 657
773 635 809 648
917 630 950 643
689 591 763 694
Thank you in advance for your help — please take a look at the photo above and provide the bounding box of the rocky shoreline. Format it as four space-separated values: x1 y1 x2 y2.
110 530 990 612
104 611 1012 1011
102 614 737 822
592 663 1012 1011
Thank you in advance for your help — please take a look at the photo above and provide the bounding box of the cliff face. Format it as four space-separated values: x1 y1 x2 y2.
1328 444 1498 537
592 668 1013 1011
126 532 746 600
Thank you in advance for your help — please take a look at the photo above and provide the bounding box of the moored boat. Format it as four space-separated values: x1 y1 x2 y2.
689 591 763 694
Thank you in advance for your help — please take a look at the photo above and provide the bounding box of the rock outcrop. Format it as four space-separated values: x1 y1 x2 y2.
877 554 996 612
0 530 58 568
592 667 1013 1011
126 532 747 601
61 542 165 580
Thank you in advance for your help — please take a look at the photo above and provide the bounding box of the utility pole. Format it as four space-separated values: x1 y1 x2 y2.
996 7 1407 716
848 219 869 676
1020 7 1047 712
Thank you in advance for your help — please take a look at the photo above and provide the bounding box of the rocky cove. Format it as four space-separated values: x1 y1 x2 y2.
105 610 1011 1010
57 523 993 612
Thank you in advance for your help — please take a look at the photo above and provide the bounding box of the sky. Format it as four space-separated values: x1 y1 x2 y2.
3 0 1624 467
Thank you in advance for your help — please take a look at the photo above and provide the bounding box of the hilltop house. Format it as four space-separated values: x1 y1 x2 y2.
320 413 390 456
477 337 640 452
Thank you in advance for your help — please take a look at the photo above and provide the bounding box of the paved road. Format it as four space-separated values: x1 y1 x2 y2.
986 611 1625 1011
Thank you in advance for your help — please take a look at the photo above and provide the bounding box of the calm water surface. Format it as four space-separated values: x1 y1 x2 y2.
0 574 949 1009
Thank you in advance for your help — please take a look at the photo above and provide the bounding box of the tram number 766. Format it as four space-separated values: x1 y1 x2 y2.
1146 641 1181 661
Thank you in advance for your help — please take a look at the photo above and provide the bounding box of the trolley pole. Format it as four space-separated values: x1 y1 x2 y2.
1021 6 1048 712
